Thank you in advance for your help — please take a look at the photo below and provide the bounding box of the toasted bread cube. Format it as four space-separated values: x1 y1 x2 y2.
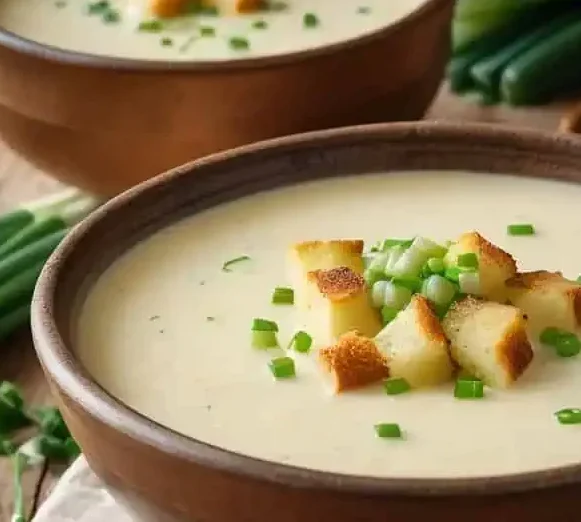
235 0 264 12
442 297 533 388
506 271 581 335
319 331 389 392
303 266 382 346
445 232 517 302
289 240 365 309
373 295 453 387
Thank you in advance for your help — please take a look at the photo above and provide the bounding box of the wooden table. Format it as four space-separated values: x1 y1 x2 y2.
0 87 571 521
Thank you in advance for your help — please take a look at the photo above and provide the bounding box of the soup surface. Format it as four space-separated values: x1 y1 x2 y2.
0 0 426 61
77 171 581 479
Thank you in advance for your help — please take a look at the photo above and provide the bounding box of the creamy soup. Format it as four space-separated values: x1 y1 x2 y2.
77 171 581 480
0 0 426 61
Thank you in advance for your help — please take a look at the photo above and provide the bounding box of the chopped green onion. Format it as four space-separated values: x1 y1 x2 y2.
199 25 215 36
138 19 163 32
454 378 484 399
383 281 413 309
381 306 399 325
252 330 278 349
539 327 580 357
303 12 319 28
421 275 457 306
383 378 411 395
426 257 445 275
368 252 388 273
268 357 296 379
222 255 250 272
459 272 481 296
371 280 388 308
391 276 422 293
383 245 406 277
288 331 312 353
555 408 581 425
375 238 414 251
102 9 120 22
364 268 387 288
229 36 250 50
357 6 371 14
374 423 402 439
444 267 461 282
507 223 535 236
389 237 446 278
252 318 278 332
457 253 479 269
160 37 173 46
272 287 294 305
252 20 268 29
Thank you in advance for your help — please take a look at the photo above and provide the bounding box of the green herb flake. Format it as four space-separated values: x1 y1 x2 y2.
87 0 109 14
303 12 319 28
229 36 250 50
266 1 288 12
383 378 411 396
103 9 121 23
138 19 164 33
222 255 251 272
252 19 268 30
206 316 215 322
555 408 581 425
507 223 535 236
272 287 294 305
374 423 402 439
357 6 371 14
269 357 296 379
161 36 174 47
199 25 216 37
55 1 67 8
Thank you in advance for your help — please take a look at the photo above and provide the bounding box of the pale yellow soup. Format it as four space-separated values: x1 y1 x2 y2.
0 0 427 61
77 171 581 480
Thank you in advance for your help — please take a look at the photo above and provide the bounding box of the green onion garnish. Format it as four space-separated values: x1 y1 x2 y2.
252 20 268 29
421 275 456 306
272 287 294 305
303 12 319 28
199 26 216 37
507 223 535 236
269 357 296 379
160 37 173 46
391 276 422 293
222 255 250 272
426 257 445 275
444 267 461 282
87 0 109 14
376 238 414 251
381 306 399 325
357 6 371 14
288 331 312 353
454 378 484 399
555 408 581 425
539 327 580 357
252 318 278 332
103 9 120 22
374 423 402 439
138 19 163 32
457 253 478 269
229 36 250 50
383 378 411 396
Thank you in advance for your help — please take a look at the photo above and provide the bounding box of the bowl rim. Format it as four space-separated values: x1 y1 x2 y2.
0 0 449 71
32 121 581 497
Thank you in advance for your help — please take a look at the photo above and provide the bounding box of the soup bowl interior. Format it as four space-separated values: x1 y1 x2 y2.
32 122 581 522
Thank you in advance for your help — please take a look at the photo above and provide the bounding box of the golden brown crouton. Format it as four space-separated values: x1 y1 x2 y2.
445 231 517 302
235 0 264 12
442 297 533 388
302 267 382 346
319 331 389 392
290 240 364 275
506 271 581 334
374 295 453 387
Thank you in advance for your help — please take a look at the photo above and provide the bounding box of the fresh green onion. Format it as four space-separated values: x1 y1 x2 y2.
268 357 296 379
222 255 250 272
425 257 445 275
374 423 402 439
11 452 28 522
454 378 484 399
459 272 481 296
507 223 535 236
271 287 294 305
383 378 411 395
199 25 215 36
457 253 479 269
288 331 312 353
421 275 457 306
391 276 422 293
0 382 31 434
368 252 388 274
252 318 278 332
383 281 413 309
539 327 581 357
229 36 250 50
381 306 399 325
555 408 581 425
444 267 461 282
138 19 163 32
389 237 446 278
303 12 319 28
32 407 70 440
252 19 268 29
374 238 414 251
252 318 279 349
371 280 388 308
383 245 406 277
364 269 387 288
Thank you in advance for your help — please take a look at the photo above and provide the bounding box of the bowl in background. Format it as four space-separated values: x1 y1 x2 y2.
32 122 581 522
0 0 453 196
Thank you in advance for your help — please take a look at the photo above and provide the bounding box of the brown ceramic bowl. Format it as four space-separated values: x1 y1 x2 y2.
31 122 581 522
0 0 453 197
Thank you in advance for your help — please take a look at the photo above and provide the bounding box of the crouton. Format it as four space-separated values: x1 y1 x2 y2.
319 331 389 392
373 295 453 387
235 0 264 12
301 266 382 346
442 297 533 388
506 271 581 335
444 231 517 302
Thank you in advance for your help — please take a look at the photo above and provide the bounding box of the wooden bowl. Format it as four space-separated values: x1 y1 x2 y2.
31 122 581 522
0 0 453 196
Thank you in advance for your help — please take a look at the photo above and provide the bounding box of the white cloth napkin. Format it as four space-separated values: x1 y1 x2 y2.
33 457 133 522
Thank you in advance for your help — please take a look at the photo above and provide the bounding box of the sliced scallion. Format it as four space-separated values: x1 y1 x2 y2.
457 253 479 269
383 245 406 277
426 257 445 275
383 378 411 395
383 281 413 310
374 423 402 439
371 280 388 308
303 12 319 28
252 330 278 349
222 255 250 272
458 271 481 296
138 19 163 32
288 331 312 353
252 318 278 332
555 408 581 425
421 275 456 306
454 378 484 399
539 327 580 358
269 357 296 379
444 267 461 282
507 223 535 236
381 305 399 325
229 36 250 50
376 238 414 251
272 287 294 305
